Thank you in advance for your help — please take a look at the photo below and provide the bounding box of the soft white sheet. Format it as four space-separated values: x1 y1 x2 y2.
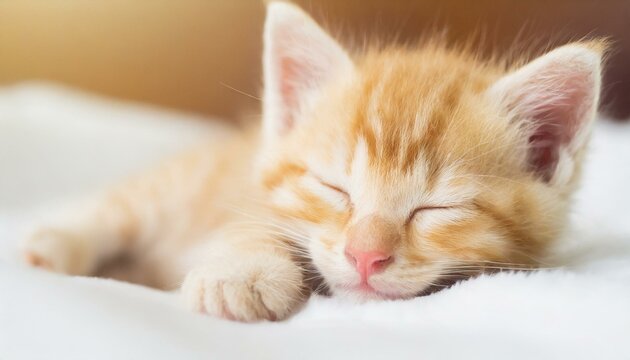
1 84 629 360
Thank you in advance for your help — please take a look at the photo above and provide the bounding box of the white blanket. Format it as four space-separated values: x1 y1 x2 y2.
1 84 629 360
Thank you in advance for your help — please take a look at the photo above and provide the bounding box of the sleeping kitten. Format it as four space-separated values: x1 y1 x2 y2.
22 2 604 322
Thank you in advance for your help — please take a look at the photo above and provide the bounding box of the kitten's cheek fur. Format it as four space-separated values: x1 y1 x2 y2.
181 254 306 322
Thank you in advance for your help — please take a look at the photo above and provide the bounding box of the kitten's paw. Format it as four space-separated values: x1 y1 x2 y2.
21 228 96 275
181 255 305 322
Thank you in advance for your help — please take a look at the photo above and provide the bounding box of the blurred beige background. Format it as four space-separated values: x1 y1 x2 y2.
1 0 629 120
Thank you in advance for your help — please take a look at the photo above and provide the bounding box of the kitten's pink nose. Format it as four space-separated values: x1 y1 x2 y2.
344 248 393 283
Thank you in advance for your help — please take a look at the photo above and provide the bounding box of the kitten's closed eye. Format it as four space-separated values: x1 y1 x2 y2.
318 179 349 198
315 177 350 198
309 174 352 209
407 205 458 224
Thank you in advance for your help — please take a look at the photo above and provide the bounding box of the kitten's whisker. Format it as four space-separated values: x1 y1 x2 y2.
221 205 309 240
224 224 310 244
223 216 310 241
218 226 308 245
219 82 262 102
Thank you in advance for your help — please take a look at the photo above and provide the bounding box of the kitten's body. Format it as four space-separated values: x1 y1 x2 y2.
22 3 604 322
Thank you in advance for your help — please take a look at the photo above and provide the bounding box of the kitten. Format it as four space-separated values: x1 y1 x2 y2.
22 2 604 322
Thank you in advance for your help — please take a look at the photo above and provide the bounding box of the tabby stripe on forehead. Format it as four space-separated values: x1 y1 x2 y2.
346 57 462 188
347 71 380 175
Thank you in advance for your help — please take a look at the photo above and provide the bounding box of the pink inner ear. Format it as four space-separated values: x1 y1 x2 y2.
278 56 303 134
521 69 595 182
527 122 561 182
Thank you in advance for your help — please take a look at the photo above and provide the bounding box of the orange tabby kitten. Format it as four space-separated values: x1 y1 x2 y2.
22 2 604 322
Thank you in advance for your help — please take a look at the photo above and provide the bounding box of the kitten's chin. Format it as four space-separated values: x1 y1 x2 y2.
332 284 417 302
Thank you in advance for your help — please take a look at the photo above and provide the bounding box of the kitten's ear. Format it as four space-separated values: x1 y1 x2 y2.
263 2 354 141
488 43 604 184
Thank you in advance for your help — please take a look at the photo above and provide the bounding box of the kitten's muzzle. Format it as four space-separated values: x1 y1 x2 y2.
345 215 400 284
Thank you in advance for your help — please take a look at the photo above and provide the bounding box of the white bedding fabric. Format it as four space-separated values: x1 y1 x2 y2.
1 83 629 360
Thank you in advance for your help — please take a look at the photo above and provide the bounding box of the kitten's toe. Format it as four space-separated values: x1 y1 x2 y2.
21 228 96 275
24 251 54 270
181 256 305 322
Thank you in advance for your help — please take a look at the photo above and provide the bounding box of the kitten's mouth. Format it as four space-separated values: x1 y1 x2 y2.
341 273 473 300
344 283 412 300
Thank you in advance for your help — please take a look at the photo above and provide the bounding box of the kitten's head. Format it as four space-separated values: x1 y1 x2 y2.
256 2 604 300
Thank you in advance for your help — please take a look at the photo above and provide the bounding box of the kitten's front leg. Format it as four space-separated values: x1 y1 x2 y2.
181 236 307 322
